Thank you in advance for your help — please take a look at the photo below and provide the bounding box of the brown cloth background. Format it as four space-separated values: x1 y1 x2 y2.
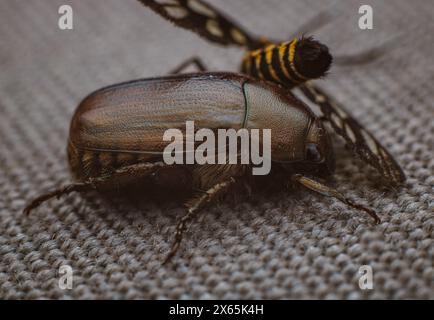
0 0 433 299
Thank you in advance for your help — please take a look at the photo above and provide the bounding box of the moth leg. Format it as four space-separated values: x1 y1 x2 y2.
169 56 209 74
163 177 236 265
23 161 167 215
292 174 381 224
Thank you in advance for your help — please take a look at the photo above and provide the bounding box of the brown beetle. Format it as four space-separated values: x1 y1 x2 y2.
24 72 382 264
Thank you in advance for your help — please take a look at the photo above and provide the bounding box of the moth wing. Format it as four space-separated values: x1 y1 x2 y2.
300 82 405 186
138 0 260 49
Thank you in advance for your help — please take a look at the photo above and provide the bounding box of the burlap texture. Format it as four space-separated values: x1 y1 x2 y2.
0 0 433 299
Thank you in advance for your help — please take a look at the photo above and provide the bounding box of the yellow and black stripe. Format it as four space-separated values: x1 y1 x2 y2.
241 37 332 88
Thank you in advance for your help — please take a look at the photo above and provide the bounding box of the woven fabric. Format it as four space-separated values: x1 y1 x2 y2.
0 0 433 299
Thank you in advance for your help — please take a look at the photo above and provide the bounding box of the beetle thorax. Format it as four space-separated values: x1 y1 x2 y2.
242 81 315 163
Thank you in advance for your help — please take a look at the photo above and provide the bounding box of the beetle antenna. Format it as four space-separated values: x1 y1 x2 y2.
291 174 381 224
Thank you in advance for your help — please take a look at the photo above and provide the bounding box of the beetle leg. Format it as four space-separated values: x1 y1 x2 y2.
23 162 167 215
243 180 253 198
291 174 381 224
163 177 236 265
23 182 92 216
169 57 209 74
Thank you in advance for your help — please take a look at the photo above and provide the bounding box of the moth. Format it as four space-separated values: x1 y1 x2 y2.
138 0 405 186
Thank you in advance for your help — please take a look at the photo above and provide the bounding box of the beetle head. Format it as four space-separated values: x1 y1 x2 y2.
299 118 335 176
